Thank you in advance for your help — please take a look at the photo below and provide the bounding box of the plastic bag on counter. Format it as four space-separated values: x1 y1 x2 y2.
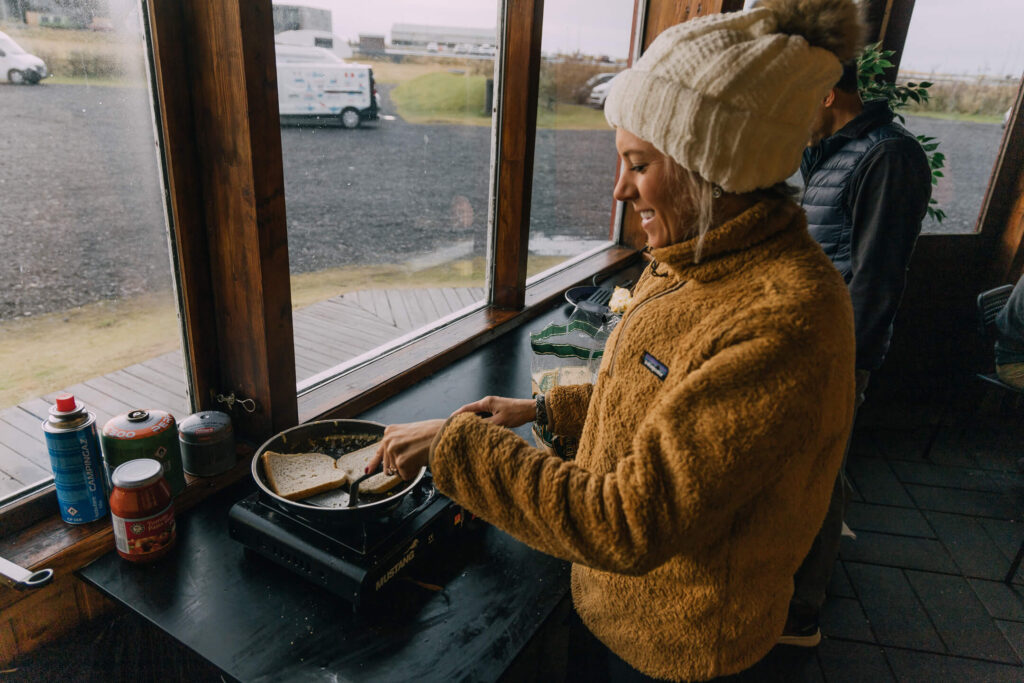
529 312 615 459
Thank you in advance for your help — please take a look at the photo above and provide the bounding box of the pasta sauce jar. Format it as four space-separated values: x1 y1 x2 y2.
109 459 176 562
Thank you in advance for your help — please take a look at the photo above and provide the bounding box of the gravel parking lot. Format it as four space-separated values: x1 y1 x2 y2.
0 82 1007 320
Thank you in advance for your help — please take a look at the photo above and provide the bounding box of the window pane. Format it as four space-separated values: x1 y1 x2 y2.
0 8 183 503
900 0 1023 234
526 0 632 278
276 2 499 389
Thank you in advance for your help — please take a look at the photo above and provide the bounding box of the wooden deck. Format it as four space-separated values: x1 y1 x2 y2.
0 286 484 498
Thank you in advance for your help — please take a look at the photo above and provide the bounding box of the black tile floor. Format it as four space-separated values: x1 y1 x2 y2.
804 390 1024 682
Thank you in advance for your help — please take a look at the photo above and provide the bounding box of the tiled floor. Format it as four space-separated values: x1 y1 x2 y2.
807 390 1024 681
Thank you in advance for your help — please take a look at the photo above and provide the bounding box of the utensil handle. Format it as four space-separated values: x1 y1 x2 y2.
0 555 54 590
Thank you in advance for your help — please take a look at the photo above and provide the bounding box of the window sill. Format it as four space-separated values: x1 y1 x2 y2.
0 449 253 613
299 245 641 422
0 245 640 609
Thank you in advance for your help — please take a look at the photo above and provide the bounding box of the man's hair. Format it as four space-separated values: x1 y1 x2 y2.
835 60 859 93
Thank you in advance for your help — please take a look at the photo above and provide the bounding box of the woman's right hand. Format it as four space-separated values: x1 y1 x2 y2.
453 396 536 428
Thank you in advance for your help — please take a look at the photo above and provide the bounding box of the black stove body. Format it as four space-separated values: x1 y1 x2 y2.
228 477 467 611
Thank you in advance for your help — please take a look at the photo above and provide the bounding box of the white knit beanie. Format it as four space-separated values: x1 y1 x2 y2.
605 0 863 193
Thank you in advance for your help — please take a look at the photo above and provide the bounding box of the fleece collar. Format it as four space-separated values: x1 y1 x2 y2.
649 199 802 283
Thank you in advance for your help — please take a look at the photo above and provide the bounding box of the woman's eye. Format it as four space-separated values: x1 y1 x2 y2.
631 164 647 173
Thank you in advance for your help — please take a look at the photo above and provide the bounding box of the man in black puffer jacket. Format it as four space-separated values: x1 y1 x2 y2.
782 60 932 646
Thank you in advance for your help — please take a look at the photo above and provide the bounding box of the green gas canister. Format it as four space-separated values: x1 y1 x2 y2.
101 410 186 496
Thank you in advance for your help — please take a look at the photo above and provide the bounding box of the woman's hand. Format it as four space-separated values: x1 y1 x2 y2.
453 396 535 428
367 419 446 480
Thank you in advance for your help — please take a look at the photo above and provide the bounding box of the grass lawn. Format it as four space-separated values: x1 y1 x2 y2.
0 255 569 410
390 71 610 130
906 110 1004 125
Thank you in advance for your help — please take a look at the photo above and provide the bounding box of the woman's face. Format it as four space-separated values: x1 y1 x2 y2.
613 128 689 249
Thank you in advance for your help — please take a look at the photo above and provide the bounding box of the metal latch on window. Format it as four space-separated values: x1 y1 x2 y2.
215 392 257 414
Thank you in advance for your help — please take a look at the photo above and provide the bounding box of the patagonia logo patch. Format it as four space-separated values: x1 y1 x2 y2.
641 352 668 380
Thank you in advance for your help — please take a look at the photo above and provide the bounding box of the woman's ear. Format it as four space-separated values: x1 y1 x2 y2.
823 89 837 108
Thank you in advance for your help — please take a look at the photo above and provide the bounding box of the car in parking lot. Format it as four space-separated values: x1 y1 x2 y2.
575 72 616 104
588 79 613 108
0 31 47 84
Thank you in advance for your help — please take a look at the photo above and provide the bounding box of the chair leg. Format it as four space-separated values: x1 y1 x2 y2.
1005 539 1024 584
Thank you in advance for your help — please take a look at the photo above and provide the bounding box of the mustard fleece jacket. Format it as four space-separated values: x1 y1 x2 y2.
430 198 856 681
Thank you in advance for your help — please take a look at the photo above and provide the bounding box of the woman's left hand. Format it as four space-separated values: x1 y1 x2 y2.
367 419 447 480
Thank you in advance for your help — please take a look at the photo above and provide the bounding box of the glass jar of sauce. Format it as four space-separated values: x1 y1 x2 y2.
109 458 176 562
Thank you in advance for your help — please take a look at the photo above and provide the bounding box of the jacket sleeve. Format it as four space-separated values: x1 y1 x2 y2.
847 137 931 370
429 317 853 575
545 383 593 438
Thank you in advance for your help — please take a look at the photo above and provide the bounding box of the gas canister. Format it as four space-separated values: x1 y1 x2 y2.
42 393 109 524
178 410 235 477
101 410 186 496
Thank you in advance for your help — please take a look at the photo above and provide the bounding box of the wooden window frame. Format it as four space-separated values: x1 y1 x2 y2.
0 0 647 560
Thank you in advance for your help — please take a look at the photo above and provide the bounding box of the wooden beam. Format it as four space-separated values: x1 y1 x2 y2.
149 0 298 440
983 77 1024 284
492 0 545 310
642 0 744 41
145 0 215 414
864 0 916 81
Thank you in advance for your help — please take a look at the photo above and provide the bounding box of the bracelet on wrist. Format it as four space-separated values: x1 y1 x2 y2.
535 393 549 428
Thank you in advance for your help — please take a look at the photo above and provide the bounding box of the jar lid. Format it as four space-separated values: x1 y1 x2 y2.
178 411 233 444
112 459 164 489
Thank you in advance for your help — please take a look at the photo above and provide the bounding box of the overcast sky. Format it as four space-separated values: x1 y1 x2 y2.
291 0 1024 77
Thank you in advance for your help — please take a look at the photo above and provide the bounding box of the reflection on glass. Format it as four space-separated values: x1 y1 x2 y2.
0 4 181 501
899 0 1022 234
526 0 633 278
278 2 499 388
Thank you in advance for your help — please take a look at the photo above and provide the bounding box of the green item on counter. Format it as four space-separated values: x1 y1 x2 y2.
101 409 186 496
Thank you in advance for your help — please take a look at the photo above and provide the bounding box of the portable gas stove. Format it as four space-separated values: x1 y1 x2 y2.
228 475 469 611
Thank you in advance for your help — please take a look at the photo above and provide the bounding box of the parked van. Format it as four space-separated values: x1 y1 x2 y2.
275 29 353 60
0 30 48 85
276 45 378 128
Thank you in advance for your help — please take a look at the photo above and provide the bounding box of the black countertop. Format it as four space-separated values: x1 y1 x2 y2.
78 301 585 683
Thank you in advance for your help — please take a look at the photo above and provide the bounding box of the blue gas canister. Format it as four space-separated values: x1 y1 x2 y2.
42 393 109 524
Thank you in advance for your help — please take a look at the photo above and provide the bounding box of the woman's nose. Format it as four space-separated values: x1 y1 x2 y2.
613 169 634 202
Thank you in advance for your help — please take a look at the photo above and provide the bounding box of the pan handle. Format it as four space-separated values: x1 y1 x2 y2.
347 465 383 508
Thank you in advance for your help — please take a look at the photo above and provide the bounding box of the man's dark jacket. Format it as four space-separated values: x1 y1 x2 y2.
801 99 931 371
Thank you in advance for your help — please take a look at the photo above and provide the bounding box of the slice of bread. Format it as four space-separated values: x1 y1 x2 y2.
261 451 348 501
359 470 404 495
335 443 381 482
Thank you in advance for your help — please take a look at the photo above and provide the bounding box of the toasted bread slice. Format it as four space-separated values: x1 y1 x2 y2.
359 470 404 495
335 443 381 482
261 451 348 501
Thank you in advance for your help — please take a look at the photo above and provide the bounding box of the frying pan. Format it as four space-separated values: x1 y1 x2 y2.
252 419 427 525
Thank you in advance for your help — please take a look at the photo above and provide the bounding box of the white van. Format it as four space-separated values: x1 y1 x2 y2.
0 30 48 84
276 45 378 128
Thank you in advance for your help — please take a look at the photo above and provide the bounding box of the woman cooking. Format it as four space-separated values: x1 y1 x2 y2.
370 1 862 680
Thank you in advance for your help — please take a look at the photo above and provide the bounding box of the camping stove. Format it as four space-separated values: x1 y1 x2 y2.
228 475 468 611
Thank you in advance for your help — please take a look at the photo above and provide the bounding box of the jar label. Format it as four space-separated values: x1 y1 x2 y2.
112 504 176 557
